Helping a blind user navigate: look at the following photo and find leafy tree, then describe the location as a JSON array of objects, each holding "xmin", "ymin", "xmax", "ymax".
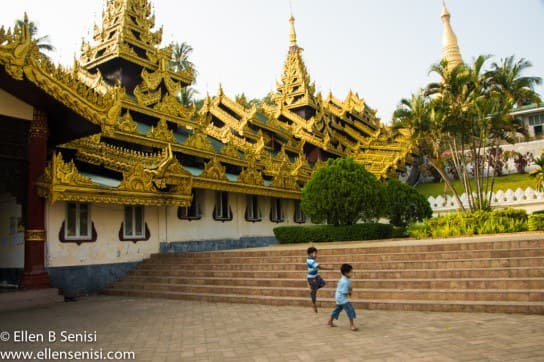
[
  {"xmin": 385, "ymin": 179, "xmax": 432, "ymax": 227},
  {"xmin": 170, "ymin": 41, "xmax": 195, "ymax": 74},
  {"xmin": 16, "ymin": 18, "xmax": 54, "ymax": 52},
  {"xmin": 178, "ymin": 87, "xmax": 199, "ymax": 107},
  {"xmin": 301, "ymin": 158, "xmax": 384, "ymax": 225},
  {"xmin": 530, "ymin": 154, "xmax": 544, "ymax": 191},
  {"xmin": 169, "ymin": 41, "xmax": 199, "ymax": 106},
  {"xmin": 394, "ymin": 55, "xmax": 541, "ymax": 211}
]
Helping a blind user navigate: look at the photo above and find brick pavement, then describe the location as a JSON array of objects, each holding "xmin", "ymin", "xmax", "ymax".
[{"xmin": 0, "ymin": 295, "xmax": 543, "ymax": 361}]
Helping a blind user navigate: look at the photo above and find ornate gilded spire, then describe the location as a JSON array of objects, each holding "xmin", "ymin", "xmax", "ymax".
[
  {"xmin": 79, "ymin": 0, "xmax": 193, "ymax": 88},
  {"xmin": 289, "ymin": 14, "xmax": 297, "ymax": 48},
  {"xmin": 272, "ymin": 14, "xmax": 316, "ymax": 110},
  {"xmin": 441, "ymin": 0, "xmax": 463, "ymax": 70}
]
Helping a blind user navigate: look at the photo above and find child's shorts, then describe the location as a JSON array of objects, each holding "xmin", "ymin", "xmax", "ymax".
[{"xmin": 331, "ymin": 302, "xmax": 356, "ymax": 320}]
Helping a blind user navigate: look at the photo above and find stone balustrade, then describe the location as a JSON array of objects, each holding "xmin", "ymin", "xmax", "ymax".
[{"xmin": 428, "ymin": 187, "xmax": 544, "ymax": 214}]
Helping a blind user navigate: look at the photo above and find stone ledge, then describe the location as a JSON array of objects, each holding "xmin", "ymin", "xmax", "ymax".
[{"xmin": 160, "ymin": 236, "xmax": 278, "ymax": 253}]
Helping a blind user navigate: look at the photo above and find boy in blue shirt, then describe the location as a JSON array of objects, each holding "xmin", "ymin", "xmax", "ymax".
[
  {"xmin": 306, "ymin": 247, "xmax": 332, "ymax": 313},
  {"xmin": 327, "ymin": 263, "xmax": 358, "ymax": 331}
]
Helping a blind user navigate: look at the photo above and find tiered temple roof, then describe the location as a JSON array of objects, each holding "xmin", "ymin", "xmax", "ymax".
[{"xmin": 0, "ymin": 0, "xmax": 412, "ymax": 207}]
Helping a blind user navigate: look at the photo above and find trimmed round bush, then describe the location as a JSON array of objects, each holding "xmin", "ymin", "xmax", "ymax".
[{"xmin": 301, "ymin": 158, "xmax": 385, "ymax": 225}]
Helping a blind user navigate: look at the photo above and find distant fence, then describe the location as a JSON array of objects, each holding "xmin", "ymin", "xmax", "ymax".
[{"xmin": 428, "ymin": 187, "xmax": 544, "ymax": 214}]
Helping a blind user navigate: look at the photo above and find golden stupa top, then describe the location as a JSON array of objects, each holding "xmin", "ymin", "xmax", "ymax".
[
  {"xmin": 441, "ymin": 0, "xmax": 463, "ymax": 70},
  {"xmin": 273, "ymin": 14, "xmax": 317, "ymax": 109},
  {"xmin": 80, "ymin": 0, "xmax": 193, "ymax": 84},
  {"xmin": 289, "ymin": 14, "xmax": 297, "ymax": 47}
]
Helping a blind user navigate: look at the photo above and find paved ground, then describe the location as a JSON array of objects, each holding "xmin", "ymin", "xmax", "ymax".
[{"xmin": 0, "ymin": 295, "xmax": 543, "ymax": 362}]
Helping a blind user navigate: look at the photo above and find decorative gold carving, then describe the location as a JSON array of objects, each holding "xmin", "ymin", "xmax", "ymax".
[
  {"xmin": 220, "ymin": 143, "xmax": 241, "ymax": 159},
  {"xmin": 270, "ymin": 164, "xmax": 299, "ymax": 190},
  {"xmin": 166, "ymin": 157, "xmax": 192, "ymax": 178},
  {"xmin": 0, "ymin": 16, "xmax": 125, "ymax": 133},
  {"xmin": 147, "ymin": 119, "xmax": 176, "ymax": 142},
  {"xmin": 238, "ymin": 153, "xmax": 264, "ymax": 186},
  {"xmin": 141, "ymin": 67, "xmax": 163, "ymax": 91},
  {"xmin": 118, "ymin": 164, "xmax": 155, "ymax": 192},
  {"xmin": 200, "ymin": 156, "xmax": 228, "ymax": 181},
  {"xmin": 25, "ymin": 229, "xmax": 46, "ymax": 242},
  {"xmin": 116, "ymin": 111, "xmax": 138, "ymax": 134},
  {"xmin": 134, "ymin": 84, "xmax": 161, "ymax": 106},
  {"xmin": 183, "ymin": 128, "xmax": 215, "ymax": 153},
  {"xmin": 51, "ymin": 153, "xmax": 95, "ymax": 186},
  {"xmin": 0, "ymin": 14, "xmax": 34, "ymax": 80},
  {"xmin": 272, "ymin": 17, "xmax": 317, "ymax": 110},
  {"xmin": 153, "ymin": 94, "xmax": 194, "ymax": 119}
]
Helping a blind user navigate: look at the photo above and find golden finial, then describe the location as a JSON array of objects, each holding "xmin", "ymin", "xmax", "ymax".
[{"xmin": 289, "ymin": 13, "xmax": 297, "ymax": 47}]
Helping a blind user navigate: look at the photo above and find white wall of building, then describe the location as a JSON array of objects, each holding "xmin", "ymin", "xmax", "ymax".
[
  {"xmin": 45, "ymin": 202, "xmax": 162, "ymax": 267},
  {"xmin": 165, "ymin": 190, "xmax": 301, "ymax": 243},
  {"xmin": 0, "ymin": 89, "xmax": 33, "ymax": 121},
  {"xmin": 44, "ymin": 192, "xmax": 303, "ymax": 266},
  {"xmin": 0, "ymin": 194, "xmax": 24, "ymax": 268}
]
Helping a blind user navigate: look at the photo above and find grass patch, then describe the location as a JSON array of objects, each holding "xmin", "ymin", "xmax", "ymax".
[{"xmin": 415, "ymin": 173, "xmax": 535, "ymax": 198}]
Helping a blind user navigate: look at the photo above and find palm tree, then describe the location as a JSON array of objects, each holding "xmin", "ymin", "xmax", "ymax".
[
  {"xmin": 530, "ymin": 155, "xmax": 544, "ymax": 192},
  {"xmin": 178, "ymin": 87, "xmax": 199, "ymax": 107},
  {"xmin": 15, "ymin": 18, "xmax": 54, "ymax": 52},
  {"xmin": 488, "ymin": 56, "xmax": 542, "ymax": 108},
  {"xmin": 170, "ymin": 42, "xmax": 196, "ymax": 75},
  {"xmin": 393, "ymin": 91, "xmax": 464, "ymax": 209},
  {"xmin": 169, "ymin": 41, "xmax": 199, "ymax": 106},
  {"xmin": 397, "ymin": 55, "xmax": 541, "ymax": 211}
]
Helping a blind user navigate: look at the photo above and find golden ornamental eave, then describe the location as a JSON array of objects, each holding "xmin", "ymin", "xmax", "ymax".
[
  {"xmin": 0, "ymin": 20, "xmax": 124, "ymax": 131},
  {"xmin": 192, "ymin": 177, "xmax": 301, "ymax": 200},
  {"xmin": 121, "ymin": 99, "xmax": 197, "ymax": 128},
  {"xmin": 37, "ymin": 151, "xmax": 193, "ymax": 207}
]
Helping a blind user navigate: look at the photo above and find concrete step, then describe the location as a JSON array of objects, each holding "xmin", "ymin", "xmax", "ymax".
[
  {"xmin": 118, "ymin": 275, "xmax": 544, "ymax": 290},
  {"xmin": 128, "ymin": 267, "xmax": 544, "ymax": 279},
  {"xmin": 139, "ymin": 256, "xmax": 544, "ymax": 271},
  {"xmin": 104, "ymin": 237, "xmax": 544, "ymax": 314},
  {"xmin": 108, "ymin": 282, "xmax": 544, "ymax": 302},
  {"xmin": 102, "ymin": 288, "xmax": 544, "ymax": 314},
  {"xmin": 146, "ymin": 248, "xmax": 544, "ymax": 264},
  {"xmin": 152, "ymin": 239, "xmax": 544, "ymax": 258}
]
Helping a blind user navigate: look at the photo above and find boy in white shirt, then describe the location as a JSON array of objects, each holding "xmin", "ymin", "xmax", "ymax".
[{"xmin": 327, "ymin": 263, "xmax": 358, "ymax": 331}]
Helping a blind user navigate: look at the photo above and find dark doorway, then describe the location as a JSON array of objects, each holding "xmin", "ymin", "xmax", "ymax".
[{"xmin": 0, "ymin": 115, "xmax": 29, "ymax": 287}]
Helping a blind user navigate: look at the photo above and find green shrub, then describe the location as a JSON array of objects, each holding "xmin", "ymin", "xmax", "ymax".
[
  {"xmin": 407, "ymin": 208, "xmax": 528, "ymax": 238},
  {"xmin": 391, "ymin": 226, "xmax": 408, "ymax": 238},
  {"xmin": 273, "ymin": 223, "xmax": 393, "ymax": 244},
  {"xmin": 528, "ymin": 214, "xmax": 544, "ymax": 231},
  {"xmin": 407, "ymin": 223, "xmax": 431, "ymax": 239},
  {"xmin": 301, "ymin": 158, "xmax": 385, "ymax": 225},
  {"xmin": 385, "ymin": 179, "xmax": 433, "ymax": 227}
]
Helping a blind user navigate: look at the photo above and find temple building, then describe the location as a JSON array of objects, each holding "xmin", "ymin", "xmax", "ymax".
[{"xmin": 0, "ymin": 0, "xmax": 411, "ymax": 294}]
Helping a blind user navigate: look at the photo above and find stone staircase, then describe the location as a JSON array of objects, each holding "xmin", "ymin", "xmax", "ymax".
[{"xmin": 103, "ymin": 237, "xmax": 544, "ymax": 314}]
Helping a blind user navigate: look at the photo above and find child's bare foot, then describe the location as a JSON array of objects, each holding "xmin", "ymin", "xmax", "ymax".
[
  {"xmin": 350, "ymin": 326, "xmax": 359, "ymax": 331},
  {"xmin": 327, "ymin": 321, "xmax": 337, "ymax": 327},
  {"xmin": 312, "ymin": 303, "xmax": 318, "ymax": 313}
]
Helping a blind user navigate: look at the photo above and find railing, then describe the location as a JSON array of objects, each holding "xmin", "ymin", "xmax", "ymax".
[{"xmin": 428, "ymin": 187, "xmax": 544, "ymax": 213}]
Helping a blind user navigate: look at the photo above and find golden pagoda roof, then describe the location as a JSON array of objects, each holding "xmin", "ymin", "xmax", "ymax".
[
  {"xmin": 0, "ymin": 3, "xmax": 414, "ymax": 207},
  {"xmin": 80, "ymin": 0, "xmax": 194, "ymax": 85},
  {"xmin": 0, "ymin": 15, "xmax": 123, "ymax": 130},
  {"xmin": 272, "ymin": 15, "xmax": 317, "ymax": 110}
]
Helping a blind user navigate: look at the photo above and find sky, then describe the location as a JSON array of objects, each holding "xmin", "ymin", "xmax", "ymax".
[{"xmin": 1, "ymin": 0, "xmax": 543, "ymax": 124}]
